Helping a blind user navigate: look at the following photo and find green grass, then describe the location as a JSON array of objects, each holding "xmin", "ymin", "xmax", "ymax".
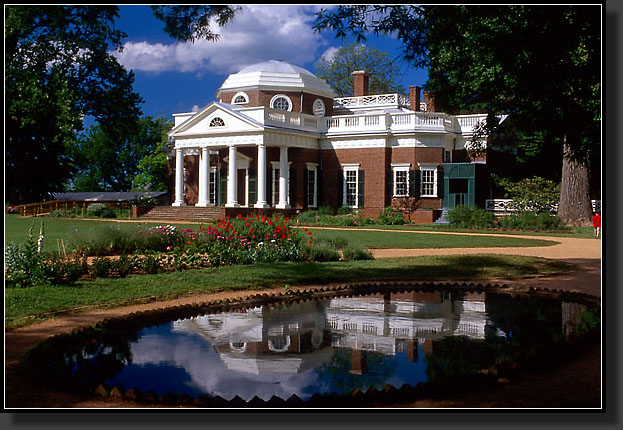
[
  {"xmin": 305, "ymin": 227, "xmax": 558, "ymax": 249},
  {"xmin": 357, "ymin": 223, "xmax": 595, "ymax": 239},
  {"xmin": 5, "ymin": 254, "xmax": 575, "ymax": 329},
  {"xmin": 4, "ymin": 215, "xmax": 202, "ymax": 254},
  {"xmin": 5, "ymin": 215, "xmax": 560, "ymax": 253}
]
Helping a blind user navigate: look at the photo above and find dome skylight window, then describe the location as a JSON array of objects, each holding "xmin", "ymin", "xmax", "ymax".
[{"xmin": 270, "ymin": 95, "xmax": 292, "ymax": 112}]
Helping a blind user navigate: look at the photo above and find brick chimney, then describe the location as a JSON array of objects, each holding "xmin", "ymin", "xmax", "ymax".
[
  {"xmin": 352, "ymin": 70, "xmax": 369, "ymax": 97},
  {"xmin": 423, "ymin": 91, "xmax": 441, "ymax": 112},
  {"xmin": 409, "ymin": 86, "xmax": 422, "ymax": 111}
]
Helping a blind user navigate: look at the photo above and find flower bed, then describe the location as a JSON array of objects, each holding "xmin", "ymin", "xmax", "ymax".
[{"xmin": 5, "ymin": 213, "xmax": 328, "ymax": 287}]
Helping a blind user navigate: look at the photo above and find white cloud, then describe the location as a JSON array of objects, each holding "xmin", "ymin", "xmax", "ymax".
[{"xmin": 114, "ymin": 5, "xmax": 327, "ymax": 76}]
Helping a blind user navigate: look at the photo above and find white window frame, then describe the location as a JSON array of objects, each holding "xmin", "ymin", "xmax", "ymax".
[
  {"xmin": 270, "ymin": 94, "xmax": 293, "ymax": 112},
  {"xmin": 342, "ymin": 163, "xmax": 360, "ymax": 208},
  {"xmin": 418, "ymin": 163, "xmax": 438, "ymax": 197},
  {"xmin": 391, "ymin": 163, "xmax": 411, "ymax": 197},
  {"xmin": 232, "ymin": 91, "xmax": 249, "ymax": 105},
  {"xmin": 209, "ymin": 166, "xmax": 217, "ymax": 205},
  {"xmin": 306, "ymin": 162, "xmax": 318, "ymax": 208}
]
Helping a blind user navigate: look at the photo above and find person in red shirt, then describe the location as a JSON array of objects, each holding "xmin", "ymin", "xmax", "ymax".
[{"xmin": 591, "ymin": 212, "xmax": 601, "ymax": 238}]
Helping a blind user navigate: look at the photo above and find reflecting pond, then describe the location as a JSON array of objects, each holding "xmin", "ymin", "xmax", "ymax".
[{"xmin": 37, "ymin": 289, "xmax": 600, "ymax": 403}]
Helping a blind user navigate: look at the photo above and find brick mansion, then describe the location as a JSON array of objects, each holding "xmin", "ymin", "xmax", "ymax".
[{"xmin": 166, "ymin": 60, "xmax": 503, "ymax": 221}]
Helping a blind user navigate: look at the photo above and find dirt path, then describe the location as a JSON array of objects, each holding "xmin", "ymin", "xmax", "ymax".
[{"xmin": 4, "ymin": 229, "xmax": 602, "ymax": 409}]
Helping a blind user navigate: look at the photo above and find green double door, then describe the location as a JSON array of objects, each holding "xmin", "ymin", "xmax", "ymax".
[{"xmin": 442, "ymin": 164, "xmax": 475, "ymax": 210}]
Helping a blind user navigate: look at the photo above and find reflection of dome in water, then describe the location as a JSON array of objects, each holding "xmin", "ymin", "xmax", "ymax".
[{"xmin": 217, "ymin": 59, "xmax": 336, "ymax": 99}]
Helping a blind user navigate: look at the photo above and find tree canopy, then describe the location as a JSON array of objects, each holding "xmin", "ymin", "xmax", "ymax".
[
  {"xmin": 314, "ymin": 5, "xmax": 601, "ymax": 224},
  {"xmin": 5, "ymin": 5, "xmax": 143, "ymax": 204},
  {"xmin": 151, "ymin": 5, "xmax": 239, "ymax": 42},
  {"xmin": 315, "ymin": 42, "xmax": 406, "ymax": 97},
  {"xmin": 69, "ymin": 116, "xmax": 172, "ymax": 192}
]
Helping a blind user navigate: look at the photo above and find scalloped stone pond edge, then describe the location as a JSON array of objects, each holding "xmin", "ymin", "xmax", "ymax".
[{"xmin": 20, "ymin": 281, "xmax": 601, "ymax": 408}]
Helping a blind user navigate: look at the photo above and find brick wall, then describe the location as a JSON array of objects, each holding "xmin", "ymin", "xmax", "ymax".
[{"xmin": 219, "ymin": 90, "xmax": 334, "ymax": 116}]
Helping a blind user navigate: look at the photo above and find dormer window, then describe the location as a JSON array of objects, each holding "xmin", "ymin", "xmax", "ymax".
[
  {"xmin": 270, "ymin": 94, "xmax": 292, "ymax": 111},
  {"xmin": 209, "ymin": 117, "xmax": 225, "ymax": 127},
  {"xmin": 232, "ymin": 92, "xmax": 249, "ymax": 104}
]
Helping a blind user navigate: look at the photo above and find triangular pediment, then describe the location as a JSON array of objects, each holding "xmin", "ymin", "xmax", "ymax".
[{"xmin": 170, "ymin": 102, "xmax": 264, "ymax": 137}]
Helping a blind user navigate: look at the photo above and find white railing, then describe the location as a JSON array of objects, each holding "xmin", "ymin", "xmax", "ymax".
[
  {"xmin": 333, "ymin": 93, "xmax": 410, "ymax": 109},
  {"xmin": 485, "ymin": 199, "xmax": 601, "ymax": 214},
  {"xmin": 264, "ymin": 108, "xmax": 319, "ymax": 132}
]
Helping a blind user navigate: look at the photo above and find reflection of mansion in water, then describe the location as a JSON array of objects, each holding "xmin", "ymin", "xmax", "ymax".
[
  {"xmin": 172, "ymin": 291, "xmax": 501, "ymax": 376},
  {"xmin": 172, "ymin": 291, "xmax": 589, "ymax": 377}
]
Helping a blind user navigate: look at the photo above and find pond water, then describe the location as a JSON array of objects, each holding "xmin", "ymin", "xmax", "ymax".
[{"xmin": 47, "ymin": 289, "xmax": 600, "ymax": 403}]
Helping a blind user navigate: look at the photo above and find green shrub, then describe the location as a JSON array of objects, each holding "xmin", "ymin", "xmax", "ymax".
[
  {"xmin": 113, "ymin": 254, "xmax": 135, "ymax": 278},
  {"xmin": 447, "ymin": 205, "xmax": 495, "ymax": 229},
  {"xmin": 297, "ymin": 210, "xmax": 319, "ymax": 224},
  {"xmin": 90, "ymin": 256, "xmax": 112, "ymax": 278},
  {"xmin": 337, "ymin": 206, "xmax": 355, "ymax": 215},
  {"xmin": 48, "ymin": 209, "xmax": 76, "ymax": 218},
  {"xmin": 5, "ymin": 223, "xmax": 52, "ymax": 287},
  {"xmin": 317, "ymin": 205, "xmax": 334, "ymax": 216},
  {"xmin": 85, "ymin": 203, "xmax": 116, "ymax": 218},
  {"xmin": 499, "ymin": 211, "xmax": 569, "ymax": 231},
  {"xmin": 327, "ymin": 235, "xmax": 349, "ymax": 250},
  {"xmin": 378, "ymin": 207, "xmax": 405, "ymax": 225},
  {"xmin": 309, "ymin": 245, "xmax": 341, "ymax": 262},
  {"xmin": 342, "ymin": 247, "xmax": 374, "ymax": 261},
  {"xmin": 499, "ymin": 176, "xmax": 560, "ymax": 214}
]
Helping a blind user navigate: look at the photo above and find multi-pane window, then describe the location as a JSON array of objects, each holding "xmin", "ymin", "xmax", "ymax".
[
  {"xmin": 344, "ymin": 168, "xmax": 358, "ymax": 208},
  {"xmin": 444, "ymin": 149, "xmax": 452, "ymax": 163},
  {"xmin": 209, "ymin": 117, "xmax": 225, "ymax": 127},
  {"xmin": 271, "ymin": 95, "xmax": 292, "ymax": 111},
  {"xmin": 307, "ymin": 167, "xmax": 317, "ymax": 207},
  {"xmin": 232, "ymin": 92, "xmax": 248, "ymax": 104},
  {"xmin": 393, "ymin": 169, "xmax": 409, "ymax": 197},
  {"xmin": 420, "ymin": 168, "xmax": 437, "ymax": 197},
  {"xmin": 209, "ymin": 168, "xmax": 217, "ymax": 205}
]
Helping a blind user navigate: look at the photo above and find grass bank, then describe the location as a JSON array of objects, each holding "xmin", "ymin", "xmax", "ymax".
[{"xmin": 5, "ymin": 254, "xmax": 575, "ymax": 329}]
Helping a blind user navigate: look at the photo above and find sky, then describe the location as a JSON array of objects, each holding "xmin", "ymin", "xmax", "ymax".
[{"xmin": 112, "ymin": 5, "xmax": 429, "ymax": 120}]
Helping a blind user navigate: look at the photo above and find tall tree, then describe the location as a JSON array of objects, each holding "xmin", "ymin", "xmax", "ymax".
[
  {"xmin": 151, "ymin": 5, "xmax": 239, "ymax": 42},
  {"xmin": 314, "ymin": 5, "xmax": 601, "ymax": 225},
  {"xmin": 315, "ymin": 42, "xmax": 406, "ymax": 97},
  {"xmin": 5, "ymin": 5, "xmax": 142, "ymax": 204},
  {"xmin": 69, "ymin": 116, "xmax": 172, "ymax": 192}
]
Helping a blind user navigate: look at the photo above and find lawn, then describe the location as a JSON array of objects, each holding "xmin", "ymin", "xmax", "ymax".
[
  {"xmin": 4, "ymin": 214, "xmax": 573, "ymax": 329},
  {"xmin": 5, "ymin": 214, "xmax": 558, "ymax": 253},
  {"xmin": 5, "ymin": 254, "xmax": 575, "ymax": 329}
]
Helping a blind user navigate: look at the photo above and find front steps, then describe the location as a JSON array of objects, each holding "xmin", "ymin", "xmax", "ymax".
[
  {"xmin": 139, "ymin": 206, "xmax": 225, "ymax": 221},
  {"xmin": 138, "ymin": 206, "xmax": 300, "ymax": 222}
]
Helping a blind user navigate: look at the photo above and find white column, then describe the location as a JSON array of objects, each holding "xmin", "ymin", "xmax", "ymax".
[
  {"xmin": 254, "ymin": 144, "xmax": 269, "ymax": 208},
  {"xmin": 225, "ymin": 145, "xmax": 239, "ymax": 207},
  {"xmin": 276, "ymin": 146, "xmax": 290, "ymax": 209},
  {"xmin": 196, "ymin": 147, "xmax": 209, "ymax": 207},
  {"xmin": 172, "ymin": 148, "xmax": 185, "ymax": 206}
]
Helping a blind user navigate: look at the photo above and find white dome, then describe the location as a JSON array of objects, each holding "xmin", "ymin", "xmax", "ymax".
[
  {"xmin": 217, "ymin": 59, "xmax": 335, "ymax": 99},
  {"xmin": 237, "ymin": 60, "xmax": 317, "ymax": 77}
]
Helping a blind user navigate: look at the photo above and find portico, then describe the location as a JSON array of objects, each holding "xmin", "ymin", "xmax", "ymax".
[{"xmin": 171, "ymin": 140, "xmax": 292, "ymax": 209}]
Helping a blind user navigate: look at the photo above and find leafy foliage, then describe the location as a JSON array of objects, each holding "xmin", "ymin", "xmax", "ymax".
[
  {"xmin": 151, "ymin": 5, "xmax": 239, "ymax": 42},
  {"xmin": 5, "ymin": 6, "xmax": 143, "ymax": 203},
  {"xmin": 315, "ymin": 42, "xmax": 406, "ymax": 97},
  {"xmin": 69, "ymin": 116, "xmax": 172, "ymax": 192},
  {"xmin": 499, "ymin": 176, "xmax": 561, "ymax": 214}
]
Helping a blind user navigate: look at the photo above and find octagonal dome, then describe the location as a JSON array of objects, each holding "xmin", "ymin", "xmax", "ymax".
[{"xmin": 217, "ymin": 59, "xmax": 335, "ymax": 99}]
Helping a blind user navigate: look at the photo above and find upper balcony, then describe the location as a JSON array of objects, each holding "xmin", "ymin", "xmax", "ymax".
[{"xmin": 332, "ymin": 93, "xmax": 412, "ymax": 112}]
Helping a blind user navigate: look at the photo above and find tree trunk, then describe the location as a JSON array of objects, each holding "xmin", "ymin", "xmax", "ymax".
[{"xmin": 558, "ymin": 140, "xmax": 593, "ymax": 226}]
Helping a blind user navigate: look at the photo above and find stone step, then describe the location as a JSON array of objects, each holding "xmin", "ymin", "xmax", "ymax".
[{"xmin": 139, "ymin": 206, "xmax": 225, "ymax": 221}]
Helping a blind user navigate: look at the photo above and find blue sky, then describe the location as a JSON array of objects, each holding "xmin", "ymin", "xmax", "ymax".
[{"xmin": 112, "ymin": 5, "xmax": 429, "ymax": 121}]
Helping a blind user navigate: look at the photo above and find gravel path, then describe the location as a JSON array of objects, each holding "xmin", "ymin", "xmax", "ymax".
[{"xmin": 4, "ymin": 229, "xmax": 602, "ymax": 409}]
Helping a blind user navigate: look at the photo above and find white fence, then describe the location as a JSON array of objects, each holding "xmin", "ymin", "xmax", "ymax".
[{"xmin": 485, "ymin": 199, "xmax": 601, "ymax": 214}]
